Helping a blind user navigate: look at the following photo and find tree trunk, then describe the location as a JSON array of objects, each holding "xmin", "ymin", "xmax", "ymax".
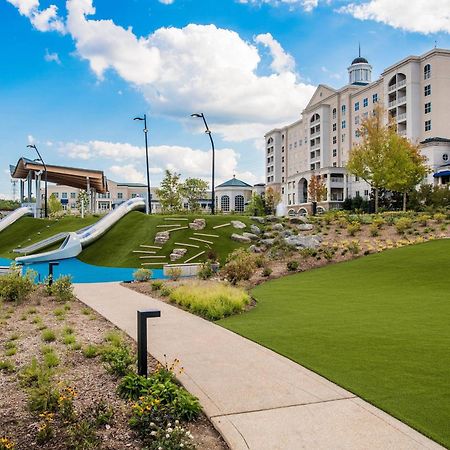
[
  {"xmin": 374, "ymin": 188, "xmax": 379, "ymax": 213},
  {"xmin": 312, "ymin": 201, "xmax": 317, "ymax": 216},
  {"xmin": 403, "ymin": 192, "xmax": 407, "ymax": 212}
]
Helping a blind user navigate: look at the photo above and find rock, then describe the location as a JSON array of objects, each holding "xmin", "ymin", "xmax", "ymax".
[
  {"xmin": 251, "ymin": 216, "xmax": 266, "ymax": 224},
  {"xmin": 284, "ymin": 235, "xmax": 322, "ymax": 249},
  {"xmin": 289, "ymin": 216, "xmax": 308, "ymax": 224},
  {"xmin": 297, "ymin": 223, "xmax": 314, "ymax": 231},
  {"xmin": 266, "ymin": 215, "xmax": 279, "ymax": 222},
  {"xmin": 281, "ymin": 230, "xmax": 294, "ymax": 238},
  {"xmin": 260, "ymin": 238, "xmax": 275, "ymax": 246},
  {"xmin": 231, "ymin": 220, "xmax": 246, "ymax": 229},
  {"xmin": 189, "ymin": 218, "xmax": 206, "ymax": 230},
  {"xmin": 231, "ymin": 233, "xmax": 251, "ymax": 243},
  {"xmin": 249, "ymin": 245, "xmax": 263, "ymax": 253},
  {"xmin": 242, "ymin": 232, "xmax": 259, "ymax": 241},
  {"xmin": 272, "ymin": 223, "xmax": 284, "ymax": 231},
  {"xmin": 155, "ymin": 231, "xmax": 170, "ymax": 245},
  {"xmin": 250, "ymin": 224, "xmax": 261, "ymax": 235},
  {"xmin": 173, "ymin": 248, "xmax": 187, "ymax": 256}
]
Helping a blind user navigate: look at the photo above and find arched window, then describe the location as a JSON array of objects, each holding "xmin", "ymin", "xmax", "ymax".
[
  {"xmin": 267, "ymin": 137, "xmax": 274, "ymax": 145},
  {"xmin": 298, "ymin": 208, "xmax": 308, "ymax": 216},
  {"xmin": 234, "ymin": 195, "xmax": 245, "ymax": 212},
  {"xmin": 424, "ymin": 64, "xmax": 431, "ymax": 80},
  {"xmin": 332, "ymin": 108, "xmax": 337, "ymax": 119},
  {"xmin": 221, "ymin": 195, "xmax": 230, "ymax": 212},
  {"xmin": 341, "ymin": 105, "xmax": 346, "ymax": 115},
  {"xmin": 310, "ymin": 113, "xmax": 320, "ymax": 123}
]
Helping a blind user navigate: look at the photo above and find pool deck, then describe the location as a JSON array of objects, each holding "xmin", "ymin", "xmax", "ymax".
[{"xmin": 74, "ymin": 282, "xmax": 443, "ymax": 450}]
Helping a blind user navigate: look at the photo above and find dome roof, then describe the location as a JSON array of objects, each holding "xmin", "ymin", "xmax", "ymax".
[
  {"xmin": 216, "ymin": 176, "xmax": 252, "ymax": 189},
  {"xmin": 351, "ymin": 56, "xmax": 369, "ymax": 65}
]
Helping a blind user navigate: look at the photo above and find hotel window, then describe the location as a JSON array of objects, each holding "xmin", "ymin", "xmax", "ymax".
[
  {"xmin": 62, "ymin": 192, "xmax": 68, "ymax": 199},
  {"xmin": 294, "ymin": 141, "xmax": 297, "ymax": 148},
  {"xmin": 355, "ymin": 176, "xmax": 359, "ymax": 181},
  {"xmin": 355, "ymin": 116, "xmax": 359, "ymax": 125},
  {"xmin": 282, "ymin": 177, "xmax": 285, "ymax": 182},
  {"xmin": 70, "ymin": 192, "xmax": 76, "ymax": 199},
  {"xmin": 282, "ymin": 146, "xmax": 285, "ymax": 153},
  {"xmin": 355, "ymin": 191, "xmax": 360, "ymax": 197},
  {"xmin": 372, "ymin": 93, "xmax": 378, "ymax": 103},
  {"xmin": 425, "ymin": 102, "xmax": 431, "ymax": 114},
  {"xmin": 235, "ymin": 195, "xmax": 245, "ymax": 213},
  {"xmin": 54, "ymin": 193, "xmax": 59, "ymax": 198},
  {"xmin": 118, "ymin": 193, "xmax": 123, "ymax": 199},
  {"xmin": 424, "ymin": 64, "xmax": 431, "ymax": 80},
  {"xmin": 310, "ymin": 164, "xmax": 315, "ymax": 171},
  {"xmin": 332, "ymin": 149, "xmax": 337, "ymax": 157},
  {"xmin": 342, "ymin": 120, "xmax": 346, "ymax": 129},
  {"xmin": 424, "ymin": 84, "xmax": 431, "ymax": 96},
  {"xmin": 332, "ymin": 108, "xmax": 337, "ymax": 119},
  {"xmin": 281, "ymin": 187, "xmax": 285, "ymax": 194},
  {"xmin": 341, "ymin": 134, "xmax": 345, "ymax": 143},
  {"xmin": 363, "ymin": 98, "xmax": 368, "ymax": 107},
  {"xmin": 221, "ymin": 195, "xmax": 230, "ymax": 212},
  {"xmin": 425, "ymin": 120, "xmax": 432, "ymax": 131},
  {"xmin": 281, "ymin": 156, "xmax": 285, "ymax": 163},
  {"xmin": 364, "ymin": 190, "xmax": 369, "ymax": 197},
  {"xmin": 289, "ymin": 144, "xmax": 292, "ymax": 150},
  {"xmin": 333, "ymin": 123, "xmax": 336, "ymax": 132},
  {"xmin": 341, "ymin": 105, "xmax": 346, "ymax": 115},
  {"xmin": 333, "ymin": 162, "xmax": 337, "ymax": 167},
  {"xmin": 355, "ymin": 130, "xmax": 360, "ymax": 138},
  {"xmin": 354, "ymin": 102, "xmax": 360, "ymax": 112},
  {"xmin": 333, "ymin": 136, "xmax": 337, "ymax": 144}
]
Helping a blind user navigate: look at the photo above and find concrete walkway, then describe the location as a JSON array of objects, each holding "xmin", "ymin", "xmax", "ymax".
[{"xmin": 74, "ymin": 283, "xmax": 442, "ymax": 450}]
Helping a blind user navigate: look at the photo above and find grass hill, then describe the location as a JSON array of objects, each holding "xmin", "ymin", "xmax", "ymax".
[{"xmin": 79, "ymin": 212, "xmax": 252, "ymax": 268}]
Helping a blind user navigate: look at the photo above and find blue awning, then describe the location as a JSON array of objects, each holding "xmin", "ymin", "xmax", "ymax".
[{"xmin": 433, "ymin": 171, "xmax": 450, "ymax": 178}]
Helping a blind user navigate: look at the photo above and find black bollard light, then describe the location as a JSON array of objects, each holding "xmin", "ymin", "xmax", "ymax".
[
  {"xmin": 48, "ymin": 261, "xmax": 60, "ymax": 286},
  {"xmin": 137, "ymin": 309, "xmax": 161, "ymax": 377}
]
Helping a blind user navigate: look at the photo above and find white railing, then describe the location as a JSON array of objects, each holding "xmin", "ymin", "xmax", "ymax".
[
  {"xmin": 388, "ymin": 84, "xmax": 396, "ymax": 92},
  {"xmin": 398, "ymin": 129, "xmax": 407, "ymax": 136},
  {"xmin": 388, "ymin": 99, "xmax": 397, "ymax": 108},
  {"xmin": 310, "ymin": 119, "xmax": 320, "ymax": 127},
  {"xmin": 310, "ymin": 131, "xmax": 320, "ymax": 138},
  {"xmin": 397, "ymin": 113, "xmax": 407, "ymax": 121},
  {"xmin": 397, "ymin": 96, "xmax": 407, "ymax": 104},
  {"xmin": 330, "ymin": 177, "xmax": 344, "ymax": 184},
  {"xmin": 310, "ymin": 144, "xmax": 321, "ymax": 151},
  {"xmin": 397, "ymin": 79, "xmax": 406, "ymax": 88}
]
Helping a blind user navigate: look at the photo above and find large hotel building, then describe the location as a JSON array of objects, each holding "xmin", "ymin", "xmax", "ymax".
[{"xmin": 265, "ymin": 48, "xmax": 450, "ymax": 215}]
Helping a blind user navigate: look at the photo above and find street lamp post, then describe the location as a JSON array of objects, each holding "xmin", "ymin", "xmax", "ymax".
[
  {"xmin": 191, "ymin": 113, "xmax": 215, "ymax": 215},
  {"xmin": 27, "ymin": 144, "xmax": 48, "ymax": 218},
  {"xmin": 133, "ymin": 114, "xmax": 152, "ymax": 214}
]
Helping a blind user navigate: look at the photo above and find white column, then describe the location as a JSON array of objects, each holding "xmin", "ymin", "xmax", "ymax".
[
  {"xmin": 326, "ymin": 174, "xmax": 331, "ymax": 202},
  {"xmin": 35, "ymin": 173, "xmax": 41, "ymax": 217}
]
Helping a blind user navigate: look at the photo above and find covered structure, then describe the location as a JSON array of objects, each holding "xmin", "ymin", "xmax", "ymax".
[
  {"xmin": 10, "ymin": 157, "xmax": 108, "ymax": 216},
  {"xmin": 215, "ymin": 176, "xmax": 253, "ymax": 213}
]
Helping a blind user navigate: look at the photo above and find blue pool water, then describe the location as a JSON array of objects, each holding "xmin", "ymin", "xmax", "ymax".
[{"xmin": 0, "ymin": 257, "xmax": 165, "ymax": 284}]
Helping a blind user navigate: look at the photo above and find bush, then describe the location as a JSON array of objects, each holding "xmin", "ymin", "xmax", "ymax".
[
  {"xmin": 372, "ymin": 216, "xmax": 386, "ymax": 229},
  {"xmin": 347, "ymin": 221, "xmax": 361, "ymax": 236},
  {"xmin": 168, "ymin": 281, "xmax": 250, "ymax": 320},
  {"xmin": 82, "ymin": 344, "xmax": 100, "ymax": 359},
  {"xmin": 262, "ymin": 267, "xmax": 272, "ymax": 277},
  {"xmin": 197, "ymin": 261, "xmax": 214, "ymax": 280},
  {"xmin": 0, "ymin": 267, "xmax": 35, "ymax": 302},
  {"xmin": 222, "ymin": 248, "xmax": 256, "ymax": 285},
  {"xmin": 142, "ymin": 423, "xmax": 195, "ymax": 450},
  {"xmin": 0, "ymin": 360, "xmax": 15, "ymax": 373},
  {"xmin": 67, "ymin": 418, "xmax": 100, "ymax": 450},
  {"xmin": 369, "ymin": 224, "xmax": 379, "ymax": 237},
  {"xmin": 47, "ymin": 276, "xmax": 74, "ymax": 301},
  {"xmin": 433, "ymin": 212, "xmax": 446, "ymax": 223},
  {"xmin": 101, "ymin": 343, "xmax": 134, "ymax": 376},
  {"xmin": 151, "ymin": 280, "xmax": 164, "ymax": 291},
  {"xmin": 287, "ymin": 261, "xmax": 299, "ymax": 271},
  {"xmin": 254, "ymin": 255, "xmax": 266, "ymax": 268},
  {"xmin": 346, "ymin": 241, "xmax": 360, "ymax": 255},
  {"xmin": 133, "ymin": 268, "xmax": 152, "ymax": 282},
  {"xmin": 395, "ymin": 217, "xmax": 413, "ymax": 234},
  {"xmin": 417, "ymin": 214, "xmax": 431, "ymax": 226},
  {"xmin": 160, "ymin": 285, "xmax": 173, "ymax": 297},
  {"xmin": 41, "ymin": 329, "xmax": 56, "ymax": 342},
  {"xmin": 166, "ymin": 267, "xmax": 182, "ymax": 281}
]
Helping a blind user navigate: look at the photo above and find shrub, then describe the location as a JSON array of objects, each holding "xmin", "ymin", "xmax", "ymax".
[
  {"xmin": 372, "ymin": 216, "xmax": 386, "ymax": 229},
  {"xmin": 0, "ymin": 437, "xmax": 16, "ymax": 450},
  {"xmin": 197, "ymin": 261, "xmax": 214, "ymax": 280},
  {"xmin": 0, "ymin": 360, "xmax": 15, "ymax": 373},
  {"xmin": 143, "ymin": 422, "xmax": 195, "ymax": 450},
  {"xmin": 346, "ymin": 241, "xmax": 360, "ymax": 255},
  {"xmin": 369, "ymin": 224, "xmax": 379, "ymax": 237},
  {"xmin": 133, "ymin": 268, "xmax": 152, "ymax": 282},
  {"xmin": 104, "ymin": 330, "xmax": 123, "ymax": 347},
  {"xmin": 67, "ymin": 418, "xmax": 100, "ymax": 450},
  {"xmin": 417, "ymin": 214, "xmax": 431, "ymax": 226},
  {"xmin": 28, "ymin": 379, "xmax": 59, "ymax": 413},
  {"xmin": 58, "ymin": 385, "xmax": 77, "ymax": 422},
  {"xmin": 151, "ymin": 280, "xmax": 164, "ymax": 291},
  {"xmin": 91, "ymin": 400, "xmax": 114, "ymax": 427},
  {"xmin": 395, "ymin": 217, "xmax": 413, "ymax": 234},
  {"xmin": 82, "ymin": 344, "xmax": 100, "ymax": 359},
  {"xmin": 43, "ymin": 349, "xmax": 59, "ymax": 368},
  {"xmin": 222, "ymin": 248, "xmax": 256, "ymax": 285},
  {"xmin": 41, "ymin": 329, "xmax": 56, "ymax": 342},
  {"xmin": 166, "ymin": 267, "xmax": 182, "ymax": 281},
  {"xmin": 254, "ymin": 255, "xmax": 266, "ymax": 268},
  {"xmin": 262, "ymin": 267, "xmax": 272, "ymax": 277},
  {"xmin": 63, "ymin": 334, "xmax": 76, "ymax": 346},
  {"xmin": 160, "ymin": 285, "xmax": 173, "ymax": 297},
  {"xmin": 347, "ymin": 221, "xmax": 361, "ymax": 236},
  {"xmin": 169, "ymin": 281, "xmax": 250, "ymax": 320},
  {"xmin": 0, "ymin": 267, "xmax": 35, "ymax": 302},
  {"xmin": 101, "ymin": 343, "xmax": 134, "ymax": 376},
  {"xmin": 287, "ymin": 261, "xmax": 299, "ymax": 271},
  {"xmin": 48, "ymin": 276, "xmax": 74, "ymax": 301},
  {"xmin": 36, "ymin": 411, "xmax": 54, "ymax": 444},
  {"xmin": 433, "ymin": 212, "xmax": 446, "ymax": 223}
]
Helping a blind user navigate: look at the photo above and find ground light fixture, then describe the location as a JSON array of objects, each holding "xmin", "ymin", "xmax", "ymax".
[
  {"xmin": 133, "ymin": 114, "xmax": 152, "ymax": 214},
  {"xmin": 191, "ymin": 113, "xmax": 216, "ymax": 215},
  {"xmin": 27, "ymin": 144, "xmax": 48, "ymax": 218}
]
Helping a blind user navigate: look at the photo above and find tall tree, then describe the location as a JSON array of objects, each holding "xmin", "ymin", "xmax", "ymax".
[
  {"xmin": 156, "ymin": 170, "xmax": 183, "ymax": 213},
  {"xmin": 247, "ymin": 192, "xmax": 265, "ymax": 216},
  {"xmin": 308, "ymin": 174, "xmax": 327, "ymax": 215},
  {"xmin": 385, "ymin": 134, "xmax": 430, "ymax": 211},
  {"xmin": 346, "ymin": 105, "xmax": 391, "ymax": 213},
  {"xmin": 181, "ymin": 178, "xmax": 209, "ymax": 212},
  {"xmin": 265, "ymin": 187, "xmax": 281, "ymax": 215}
]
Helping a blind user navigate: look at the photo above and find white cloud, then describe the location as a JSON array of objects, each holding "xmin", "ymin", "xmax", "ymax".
[
  {"xmin": 158, "ymin": 0, "xmax": 175, "ymax": 4},
  {"xmin": 254, "ymin": 33, "xmax": 295, "ymax": 73},
  {"xmin": 27, "ymin": 135, "xmax": 35, "ymax": 144},
  {"xmin": 237, "ymin": 0, "xmax": 319, "ymax": 12},
  {"xmin": 58, "ymin": 140, "xmax": 257, "ymax": 185},
  {"xmin": 6, "ymin": 0, "xmax": 65, "ymax": 33},
  {"xmin": 341, "ymin": 0, "xmax": 450, "ymax": 34},
  {"xmin": 44, "ymin": 49, "xmax": 61, "ymax": 64}
]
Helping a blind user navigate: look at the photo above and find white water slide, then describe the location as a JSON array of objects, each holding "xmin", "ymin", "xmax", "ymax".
[
  {"xmin": 15, "ymin": 197, "xmax": 146, "ymax": 264},
  {"xmin": 0, "ymin": 207, "xmax": 33, "ymax": 233}
]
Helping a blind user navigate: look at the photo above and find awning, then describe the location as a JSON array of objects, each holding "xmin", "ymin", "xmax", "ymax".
[
  {"xmin": 433, "ymin": 171, "xmax": 450, "ymax": 178},
  {"xmin": 10, "ymin": 158, "xmax": 108, "ymax": 193}
]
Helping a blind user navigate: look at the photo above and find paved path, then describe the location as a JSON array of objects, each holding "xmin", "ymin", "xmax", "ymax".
[{"xmin": 74, "ymin": 283, "xmax": 442, "ymax": 450}]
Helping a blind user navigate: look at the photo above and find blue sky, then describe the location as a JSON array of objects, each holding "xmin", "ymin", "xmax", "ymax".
[{"xmin": 2, "ymin": 0, "xmax": 450, "ymax": 198}]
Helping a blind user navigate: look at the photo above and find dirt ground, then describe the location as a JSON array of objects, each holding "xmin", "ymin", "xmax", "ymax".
[{"xmin": 0, "ymin": 288, "xmax": 228, "ymax": 450}]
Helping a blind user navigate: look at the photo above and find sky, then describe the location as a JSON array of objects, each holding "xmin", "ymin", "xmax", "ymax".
[{"xmin": 1, "ymin": 0, "xmax": 450, "ymax": 199}]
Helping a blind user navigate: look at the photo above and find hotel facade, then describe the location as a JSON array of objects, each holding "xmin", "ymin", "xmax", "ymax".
[{"xmin": 265, "ymin": 48, "xmax": 450, "ymax": 215}]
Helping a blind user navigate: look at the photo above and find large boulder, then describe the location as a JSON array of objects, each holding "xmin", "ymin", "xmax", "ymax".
[
  {"xmin": 251, "ymin": 216, "xmax": 266, "ymax": 224},
  {"xmin": 231, "ymin": 233, "xmax": 251, "ymax": 243},
  {"xmin": 250, "ymin": 224, "xmax": 261, "ymax": 235},
  {"xmin": 284, "ymin": 235, "xmax": 322, "ymax": 249},
  {"xmin": 272, "ymin": 223, "xmax": 284, "ymax": 231},
  {"xmin": 297, "ymin": 224, "xmax": 314, "ymax": 231},
  {"xmin": 155, "ymin": 231, "xmax": 170, "ymax": 245},
  {"xmin": 249, "ymin": 245, "xmax": 263, "ymax": 253},
  {"xmin": 189, "ymin": 218, "xmax": 206, "ymax": 230},
  {"xmin": 242, "ymin": 232, "xmax": 259, "ymax": 241},
  {"xmin": 289, "ymin": 216, "xmax": 308, "ymax": 224},
  {"xmin": 231, "ymin": 220, "xmax": 246, "ymax": 229},
  {"xmin": 266, "ymin": 215, "xmax": 278, "ymax": 222},
  {"xmin": 260, "ymin": 238, "xmax": 275, "ymax": 246}
]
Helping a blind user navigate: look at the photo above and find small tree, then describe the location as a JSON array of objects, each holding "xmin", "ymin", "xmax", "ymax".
[
  {"xmin": 265, "ymin": 187, "xmax": 281, "ymax": 215},
  {"xmin": 247, "ymin": 193, "xmax": 265, "ymax": 216},
  {"xmin": 308, "ymin": 174, "xmax": 327, "ymax": 215},
  {"xmin": 181, "ymin": 178, "xmax": 209, "ymax": 212},
  {"xmin": 156, "ymin": 170, "xmax": 183, "ymax": 213},
  {"xmin": 76, "ymin": 190, "xmax": 90, "ymax": 217},
  {"xmin": 48, "ymin": 193, "xmax": 63, "ymax": 215}
]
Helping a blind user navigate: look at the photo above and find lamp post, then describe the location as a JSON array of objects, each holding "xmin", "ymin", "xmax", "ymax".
[
  {"xmin": 191, "ymin": 113, "xmax": 215, "ymax": 215},
  {"xmin": 133, "ymin": 114, "xmax": 152, "ymax": 214},
  {"xmin": 27, "ymin": 144, "xmax": 48, "ymax": 218}
]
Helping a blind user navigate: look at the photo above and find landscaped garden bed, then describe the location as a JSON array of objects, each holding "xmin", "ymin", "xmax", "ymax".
[{"xmin": 0, "ymin": 273, "xmax": 227, "ymax": 450}]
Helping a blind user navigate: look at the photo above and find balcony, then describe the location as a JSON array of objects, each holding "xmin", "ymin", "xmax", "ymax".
[
  {"xmin": 397, "ymin": 95, "xmax": 407, "ymax": 105},
  {"xmin": 310, "ymin": 118, "xmax": 320, "ymax": 127},
  {"xmin": 397, "ymin": 113, "xmax": 407, "ymax": 122},
  {"xmin": 388, "ymin": 79, "xmax": 406, "ymax": 93},
  {"xmin": 310, "ymin": 130, "xmax": 320, "ymax": 139},
  {"xmin": 388, "ymin": 99, "xmax": 397, "ymax": 108},
  {"xmin": 330, "ymin": 177, "xmax": 344, "ymax": 185},
  {"xmin": 398, "ymin": 129, "xmax": 407, "ymax": 136},
  {"xmin": 310, "ymin": 143, "xmax": 321, "ymax": 151}
]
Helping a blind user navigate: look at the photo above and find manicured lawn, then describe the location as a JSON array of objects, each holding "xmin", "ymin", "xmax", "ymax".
[
  {"xmin": 220, "ymin": 240, "xmax": 450, "ymax": 448},
  {"xmin": 0, "ymin": 216, "xmax": 98, "ymax": 259},
  {"xmin": 79, "ymin": 212, "xmax": 251, "ymax": 267}
]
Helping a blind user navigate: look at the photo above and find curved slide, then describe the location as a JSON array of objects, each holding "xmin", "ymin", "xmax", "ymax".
[
  {"xmin": 16, "ymin": 198, "xmax": 146, "ymax": 264},
  {"xmin": 0, "ymin": 207, "xmax": 33, "ymax": 233}
]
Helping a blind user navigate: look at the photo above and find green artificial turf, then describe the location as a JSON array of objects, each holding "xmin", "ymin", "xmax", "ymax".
[
  {"xmin": 220, "ymin": 240, "xmax": 450, "ymax": 448},
  {"xmin": 79, "ymin": 212, "xmax": 251, "ymax": 268},
  {"xmin": 0, "ymin": 216, "xmax": 98, "ymax": 259}
]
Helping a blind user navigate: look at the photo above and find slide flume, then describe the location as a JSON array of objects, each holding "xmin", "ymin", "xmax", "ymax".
[{"xmin": 0, "ymin": 207, "xmax": 33, "ymax": 233}]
